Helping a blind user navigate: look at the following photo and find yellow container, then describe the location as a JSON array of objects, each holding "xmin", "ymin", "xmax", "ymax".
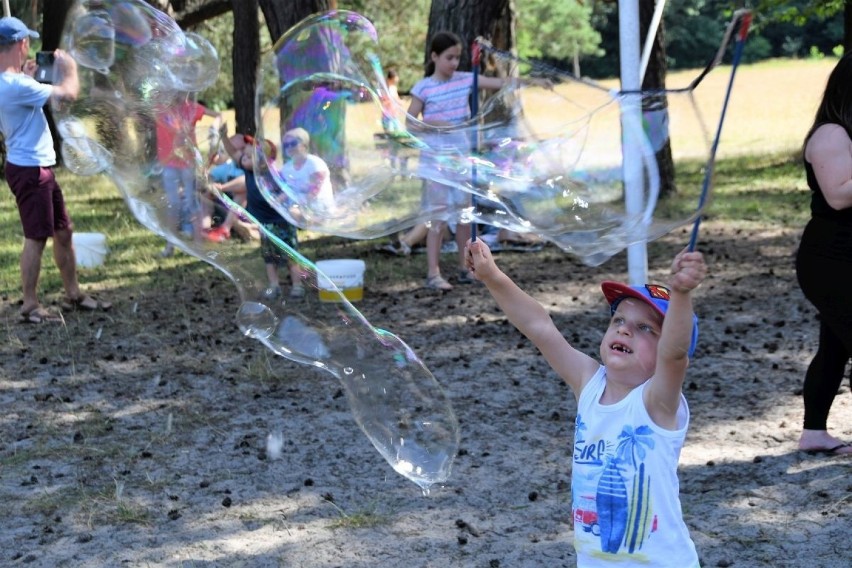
[{"xmin": 316, "ymin": 259, "xmax": 366, "ymax": 302}]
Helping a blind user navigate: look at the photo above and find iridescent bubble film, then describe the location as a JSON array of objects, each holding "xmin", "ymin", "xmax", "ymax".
[
  {"xmin": 54, "ymin": 0, "xmax": 459, "ymax": 494},
  {"xmin": 255, "ymin": 11, "xmax": 744, "ymax": 266}
]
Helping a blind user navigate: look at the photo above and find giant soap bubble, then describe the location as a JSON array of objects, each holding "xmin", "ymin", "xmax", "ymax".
[
  {"xmin": 254, "ymin": 10, "xmax": 750, "ymax": 266},
  {"xmin": 52, "ymin": 0, "xmax": 459, "ymax": 495}
]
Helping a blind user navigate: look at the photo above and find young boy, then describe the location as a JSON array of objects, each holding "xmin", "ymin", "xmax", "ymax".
[
  {"xmin": 466, "ymin": 240, "xmax": 706, "ymax": 567},
  {"xmin": 220, "ymin": 128, "xmax": 305, "ymax": 300}
]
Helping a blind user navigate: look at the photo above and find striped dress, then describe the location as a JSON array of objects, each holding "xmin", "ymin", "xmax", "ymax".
[{"xmin": 410, "ymin": 72, "xmax": 474, "ymax": 212}]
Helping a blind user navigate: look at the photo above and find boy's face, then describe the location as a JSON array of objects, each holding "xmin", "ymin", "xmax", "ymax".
[
  {"xmin": 282, "ymin": 136, "xmax": 305, "ymax": 159},
  {"xmin": 599, "ymin": 298, "xmax": 663, "ymax": 380},
  {"xmin": 239, "ymin": 150, "xmax": 253, "ymax": 170}
]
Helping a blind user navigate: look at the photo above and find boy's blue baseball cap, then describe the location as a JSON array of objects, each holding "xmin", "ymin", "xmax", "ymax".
[
  {"xmin": 0, "ymin": 17, "xmax": 39, "ymax": 45},
  {"xmin": 601, "ymin": 281, "xmax": 699, "ymax": 358}
]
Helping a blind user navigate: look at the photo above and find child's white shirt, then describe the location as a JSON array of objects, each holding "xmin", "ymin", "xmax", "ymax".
[{"xmin": 571, "ymin": 365, "xmax": 699, "ymax": 567}]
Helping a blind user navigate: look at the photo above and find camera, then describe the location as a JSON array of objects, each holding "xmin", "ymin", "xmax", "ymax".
[{"xmin": 35, "ymin": 51, "xmax": 55, "ymax": 84}]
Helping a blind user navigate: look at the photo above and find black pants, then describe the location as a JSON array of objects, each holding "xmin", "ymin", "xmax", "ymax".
[{"xmin": 795, "ymin": 219, "xmax": 852, "ymax": 430}]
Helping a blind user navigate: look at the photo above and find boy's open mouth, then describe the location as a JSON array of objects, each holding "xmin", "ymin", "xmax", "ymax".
[{"xmin": 611, "ymin": 342, "xmax": 632, "ymax": 353}]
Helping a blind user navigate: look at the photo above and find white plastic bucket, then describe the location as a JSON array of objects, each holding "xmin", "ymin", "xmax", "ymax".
[
  {"xmin": 73, "ymin": 232, "xmax": 108, "ymax": 268},
  {"xmin": 315, "ymin": 259, "xmax": 366, "ymax": 302}
]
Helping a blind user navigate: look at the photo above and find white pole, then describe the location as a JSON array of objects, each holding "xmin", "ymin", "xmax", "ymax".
[
  {"xmin": 619, "ymin": 0, "xmax": 648, "ymax": 285},
  {"xmin": 3, "ymin": 0, "xmax": 10, "ymax": 18}
]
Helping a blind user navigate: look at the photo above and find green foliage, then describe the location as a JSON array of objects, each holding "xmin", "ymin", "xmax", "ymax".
[
  {"xmin": 832, "ymin": 45, "xmax": 845, "ymax": 57},
  {"xmin": 516, "ymin": 0, "xmax": 603, "ymax": 65},
  {"xmin": 808, "ymin": 45, "xmax": 826, "ymax": 60},
  {"xmin": 750, "ymin": 0, "xmax": 845, "ymax": 26},
  {"xmin": 781, "ymin": 35, "xmax": 804, "ymax": 58},
  {"xmin": 582, "ymin": 0, "xmax": 845, "ymax": 79},
  {"xmin": 339, "ymin": 0, "xmax": 430, "ymax": 91},
  {"xmin": 745, "ymin": 0, "xmax": 844, "ymax": 58},
  {"xmin": 741, "ymin": 35, "xmax": 772, "ymax": 63}
]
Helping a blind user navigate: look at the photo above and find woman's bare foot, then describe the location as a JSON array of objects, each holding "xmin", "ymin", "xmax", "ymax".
[{"xmin": 798, "ymin": 429, "xmax": 852, "ymax": 455}]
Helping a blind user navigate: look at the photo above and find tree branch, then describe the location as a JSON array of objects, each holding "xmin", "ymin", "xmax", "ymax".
[{"xmin": 175, "ymin": 1, "xmax": 233, "ymax": 29}]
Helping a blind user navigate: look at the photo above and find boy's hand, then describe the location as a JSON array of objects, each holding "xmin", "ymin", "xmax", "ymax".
[
  {"xmin": 465, "ymin": 239, "xmax": 499, "ymax": 284},
  {"xmin": 670, "ymin": 249, "xmax": 707, "ymax": 293}
]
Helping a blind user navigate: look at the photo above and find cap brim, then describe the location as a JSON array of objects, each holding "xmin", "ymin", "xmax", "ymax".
[{"xmin": 600, "ymin": 281, "xmax": 665, "ymax": 318}]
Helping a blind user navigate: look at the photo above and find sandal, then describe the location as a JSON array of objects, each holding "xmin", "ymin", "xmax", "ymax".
[
  {"xmin": 61, "ymin": 295, "xmax": 112, "ymax": 312},
  {"xmin": 20, "ymin": 306, "xmax": 64, "ymax": 324},
  {"xmin": 456, "ymin": 269, "xmax": 476, "ymax": 284},
  {"xmin": 380, "ymin": 241, "xmax": 412, "ymax": 256},
  {"xmin": 289, "ymin": 284, "xmax": 306, "ymax": 299},
  {"xmin": 262, "ymin": 286, "xmax": 281, "ymax": 301},
  {"xmin": 425, "ymin": 275, "xmax": 453, "ymax": 291}
]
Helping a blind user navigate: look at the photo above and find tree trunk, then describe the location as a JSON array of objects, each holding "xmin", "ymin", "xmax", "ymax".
[
  {"xmin": 845, "ymin": 0, "xmax": 852, "ymax": 54},
  {"xmin": 425, "ymin": 0, "xmax": 515, "ymax": 73},
  {"xmin": 41, "ymin": 0, "xmax": 76, "ymax": 166},
  {"xmin": 230, "ymin": 0, "xmax": 260, "ymax": 135},
  {"xmin": 258, "ymin": 0, "xmax": 336, "ymax": 44},
  {"xmin": 639, "ymin": 0, "xmax": 676, "ymax": 198},
  {"xmin": 40, "ymin": 0, "xmax": 75, "ymax": 50}
]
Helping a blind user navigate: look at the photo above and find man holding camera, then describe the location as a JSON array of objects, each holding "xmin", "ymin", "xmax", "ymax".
[{"xmin": 0, "ymin": 16, "xmax": 110, "ymax": 323}]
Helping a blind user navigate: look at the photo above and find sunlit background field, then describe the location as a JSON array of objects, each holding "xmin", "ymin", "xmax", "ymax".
[{"xmin": 243, "ymin": 57, "xmax": 832, "ymax": 189}]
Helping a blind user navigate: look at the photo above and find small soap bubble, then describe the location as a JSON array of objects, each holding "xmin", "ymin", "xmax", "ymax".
[
  {"xmin": 236, "ymin": 302, "xmax": 277, "ymax": 340},
  {"xmin": 266, "ymin": 431, "xmax": 284, "ymax": 460}
]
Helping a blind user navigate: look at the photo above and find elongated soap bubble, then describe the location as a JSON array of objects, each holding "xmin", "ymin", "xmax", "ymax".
[
  {"xmin": 255, "ymin": 10, "xmax": 745, "ymax": 266},
  {"xmin": 53, "ymin": 0, "xmax": 459, "ymax": 494}
]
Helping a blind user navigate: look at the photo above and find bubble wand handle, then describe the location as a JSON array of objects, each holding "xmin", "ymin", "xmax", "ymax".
[
  {"xmin": 470, "ymin": 39, "xmax": 481, "ymax": 241},
  {"xmin": 688, "ymin": 10, "xmax": 752, "ymax": 251}
]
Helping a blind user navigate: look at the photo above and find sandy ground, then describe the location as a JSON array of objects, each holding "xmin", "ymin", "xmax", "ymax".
[{"xmin": 1, "ymin": 220, "xmax": 850, "ymax": 568}]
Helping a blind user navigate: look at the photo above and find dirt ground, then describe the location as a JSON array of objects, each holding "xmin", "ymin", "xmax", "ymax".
[{"xmin": 1, "ymin": 220, "xmax": 850, "ymax": 568}]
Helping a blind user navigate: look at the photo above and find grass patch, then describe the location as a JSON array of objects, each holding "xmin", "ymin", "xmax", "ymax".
[
  {"xmin": 324, "ymin": 497, "xmax": 388, "ymax": 530},
  {"xmin": 655, "ymin": 151, "xmax": 809, "ymax": 226},
  {"xmin": 0, "ymin": 147, "xmax": 809, "ymax": 303},
  {"xmin": 0, "ymin": 58, "xmax": 824, "ymax": 300}
]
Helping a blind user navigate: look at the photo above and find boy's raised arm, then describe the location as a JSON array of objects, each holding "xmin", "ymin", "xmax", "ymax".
[
  {"xmin": 466, "ymin": 239, "xmax": 598, "ymax": 395},
  {"xmin": 646, "ymin": 249, "xmax": 707, "ymax": 425}
]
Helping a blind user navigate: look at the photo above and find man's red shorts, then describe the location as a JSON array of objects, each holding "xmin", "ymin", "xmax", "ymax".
[{"xmin": 5, "ymin": 162, "xmax": 73, "ymax": 240}]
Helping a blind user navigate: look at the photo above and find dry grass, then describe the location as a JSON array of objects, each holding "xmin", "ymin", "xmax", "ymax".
[{"xmin": 208, "ymin": 58, "xmax": 833, "ymax": 155}]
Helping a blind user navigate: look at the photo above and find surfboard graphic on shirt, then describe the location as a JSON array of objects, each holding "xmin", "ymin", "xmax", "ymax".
[
  {"xmin": 595, "ymin": 457, "xmax": 628, "ymax": 553},
  {"xmin": 625, "ymin": 462, "xmax": 653, "ymax": 553},
  {"xmin": 587, "ymin": 424, "xmax": 657, "ymax": 555}
]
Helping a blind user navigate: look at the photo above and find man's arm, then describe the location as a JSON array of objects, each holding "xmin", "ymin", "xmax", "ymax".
[{"xmin": 50, "ymin": 50, "xmax": 79, "ymax": 101}]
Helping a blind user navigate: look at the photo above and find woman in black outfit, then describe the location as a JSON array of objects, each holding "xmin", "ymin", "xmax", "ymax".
[{"xmin": 796, "ymin": 53, "xmax": 852, "ymax": 456}]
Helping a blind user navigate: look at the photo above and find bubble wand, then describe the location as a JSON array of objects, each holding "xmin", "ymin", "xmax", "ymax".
[
  {"xmin": 470, "ymin": 39, "xmax": 481, "ymax": 241},
  {"xmin": 687, "ymin": 10, "xmax": 752, "ymax": 251}
]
